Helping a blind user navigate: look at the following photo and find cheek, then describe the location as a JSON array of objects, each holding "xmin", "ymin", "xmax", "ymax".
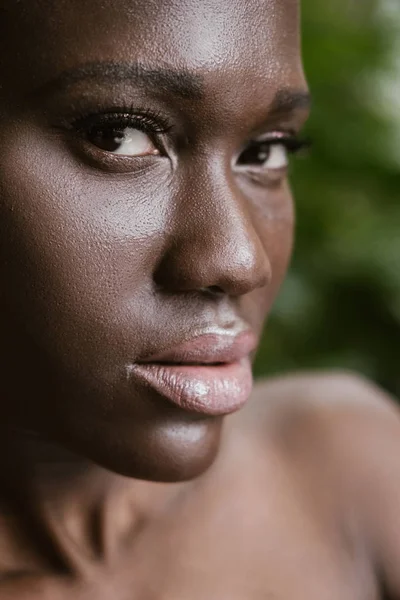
[
  {"xmin": 267, "ymin": 215, "xmax": 294, "ymax": 300},
  {"xmin": 250, "ymin": 184, "xmax": 294, "ymax": 319},
  {"xmin": 266, "ymin": 187, "xmax": 295, "ymax": 290},
  {"xmin": 0, "ymin": 125, "xmax": 170, "ymax": 369}
]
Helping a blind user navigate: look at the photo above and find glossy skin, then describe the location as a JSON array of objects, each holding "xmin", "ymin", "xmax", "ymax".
[
  {"xmin": 1, "ymin": 1, "xmax": 400, "ymax": 598},
  {"xmin": 0, "ymin": 0, "xmax": 305, "ymax": 480}
]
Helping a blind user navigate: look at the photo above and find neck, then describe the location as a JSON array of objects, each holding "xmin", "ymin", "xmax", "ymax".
[{"xmin": 0, "ymin": 428, "xmax": 176, "ymax": 577}]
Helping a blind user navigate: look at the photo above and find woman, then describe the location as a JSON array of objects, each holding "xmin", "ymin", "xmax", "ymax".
[{"xmin": 0, "ymin": 0, "xmax": 400, "ymax": 597}]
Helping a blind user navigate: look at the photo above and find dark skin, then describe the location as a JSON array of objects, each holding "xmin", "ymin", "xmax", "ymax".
[{"xmin": 1, "ymin": 0, "xmax": 400, "ymax": 598}]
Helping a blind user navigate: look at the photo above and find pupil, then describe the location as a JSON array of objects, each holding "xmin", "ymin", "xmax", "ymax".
[
  {"xmin": 238, "ymin": 143, "xmax": 270, "ymax": 166},
  {"xmin": 89, "ymin": 127, "xmax": 125, "ymax": 152}
]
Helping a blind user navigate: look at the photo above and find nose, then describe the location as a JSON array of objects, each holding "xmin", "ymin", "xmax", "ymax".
[{"xmin": 154, "ymin": 163, "xmax": 272, "ymax": 297}]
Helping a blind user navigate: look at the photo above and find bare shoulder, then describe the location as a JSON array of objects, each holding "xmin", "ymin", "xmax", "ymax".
[
  {"xmin": 247, "ymin": 369, "xmax": 399, "ymax": 440},
  {"xmin": 252, "ymin": 369, "xmax": 396, "ymax": 416},
  {"xmin": 247, "ymin": 370, "xmax": 400, "ymax": 472},
  {"xmin": 247, "ymin": 371, "xmax": 400, "ymax": 595}
]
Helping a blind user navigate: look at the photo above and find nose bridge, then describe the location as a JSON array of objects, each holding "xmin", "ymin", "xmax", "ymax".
[{"xmin": 154, "ymin": 158, "xmax": 271, "ymax": 296}]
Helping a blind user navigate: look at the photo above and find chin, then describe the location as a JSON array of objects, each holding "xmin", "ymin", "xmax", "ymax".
[
  {"xmin": 18, "ymin": 364, "xmax": 226, "ymax": 482},
  {"xmin": 57, "ymin": 413, "xmax": 224, "ymax": 482}
]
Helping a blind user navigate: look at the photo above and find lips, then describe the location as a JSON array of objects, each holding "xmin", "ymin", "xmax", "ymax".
[{"xmin": 128, "ymin": 330, "xmax": 257, "ymax": 416}]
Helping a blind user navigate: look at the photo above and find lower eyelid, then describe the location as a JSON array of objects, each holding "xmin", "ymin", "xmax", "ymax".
[{"xmin": 62, "ymin": 135, "xmax": 166, "ymax": 174}]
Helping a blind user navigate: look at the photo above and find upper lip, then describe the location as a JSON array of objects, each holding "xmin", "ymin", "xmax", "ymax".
[{"xmin": 137, "ymin": 329, "xmax": 258, "ymax": 365}]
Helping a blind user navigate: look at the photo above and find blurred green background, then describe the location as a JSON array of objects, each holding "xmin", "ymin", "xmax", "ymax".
[{"xmin": 254, "ymin": 0, "xmax": 400, "ymax": 396}]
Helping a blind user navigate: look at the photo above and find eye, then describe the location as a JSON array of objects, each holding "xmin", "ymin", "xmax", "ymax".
[
  {"xmin": 236, "ymin": 135, "xmax": 309, "ymax": 183},
  {"xmin": 69, "ymin": 109, "xmax": 172, "ymax": 161},
  {"xmin": 237, "ymin": 141, "xmax": 288, "ymax": 171},
  {"xmin": 86, "ymin": 125, "xmax": 159, "ymax": 157}
]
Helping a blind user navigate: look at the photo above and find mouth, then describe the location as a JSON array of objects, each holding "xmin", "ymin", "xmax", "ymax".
[{"xmin": 127, "ymin": 330, "xmax": 257, "ymax": 416}]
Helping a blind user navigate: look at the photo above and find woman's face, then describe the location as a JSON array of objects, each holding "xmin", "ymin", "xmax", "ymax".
[{"xmin": 0, "ymin": 0, "xmax": 308, "ymax": 480}]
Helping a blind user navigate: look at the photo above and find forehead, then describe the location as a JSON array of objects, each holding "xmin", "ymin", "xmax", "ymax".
[{"xmin": 0, "ymin": 0, "xmax": 304, "ymax": 99}]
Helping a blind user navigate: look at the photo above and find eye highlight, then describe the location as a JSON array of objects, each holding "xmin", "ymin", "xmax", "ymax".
[
  {"xmin": 70, "ymin": 109, "xmax": 172, "ymax": 158},
  {"xmin": 236, "ymin": 134, "xmax": 310, "ymax": 184},
  {"xmin": 238, "ymin": 142, "xmax": 289, "ymax": 169},
  {"xmin": 87, "ymin": 125, "xmax": 158, "ymax": 156}
]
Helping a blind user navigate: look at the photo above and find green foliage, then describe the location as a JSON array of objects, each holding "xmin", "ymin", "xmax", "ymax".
[{"xmin": 254, "ymin": 0, "xmax": 400, "ymax": 396}]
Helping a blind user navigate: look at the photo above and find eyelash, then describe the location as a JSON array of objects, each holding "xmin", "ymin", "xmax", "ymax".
[
  {"xmin": 67, "ymin": 107, "xmax": 310, "ymax": 165},
  {"xmin": 250, "ymin": 135, "xmax": 310, "ymax": 156},
  {"xmin": 70, "ymin": 106, "xmax": 172, "ymax": 145}
]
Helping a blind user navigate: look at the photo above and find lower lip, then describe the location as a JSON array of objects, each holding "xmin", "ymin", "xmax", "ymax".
[{"xmin": 129, "ymin": 358, "xmax": 253, "ymax": 416}]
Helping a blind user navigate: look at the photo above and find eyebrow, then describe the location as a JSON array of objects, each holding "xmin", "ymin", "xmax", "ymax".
[
  {"xmin": 269, "ymin": 89, "xmax": 312, "ymax": 114},
  {"xmin": 31, "ymin": 61, "xmax": 205, "ymax": 100},
  {"xmin": 30, "ymin": 60, "xmax": 311, "ymax": 119}
]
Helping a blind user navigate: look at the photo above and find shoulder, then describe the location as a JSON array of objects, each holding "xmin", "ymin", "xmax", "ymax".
[
  {"xmin": 252, "ymin": 369, "xmax": 395, "ymax": 413},
  {"xmin": 248, "ymin": 369, "xmax": 399, "ymax": 437},
  {"xmin": 247, "ymin": 371, "xmax": 400, "ymax": 593},
  {"xmin": 247, "ymin": 369, "xmax": 400, "ymax": 476}
]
